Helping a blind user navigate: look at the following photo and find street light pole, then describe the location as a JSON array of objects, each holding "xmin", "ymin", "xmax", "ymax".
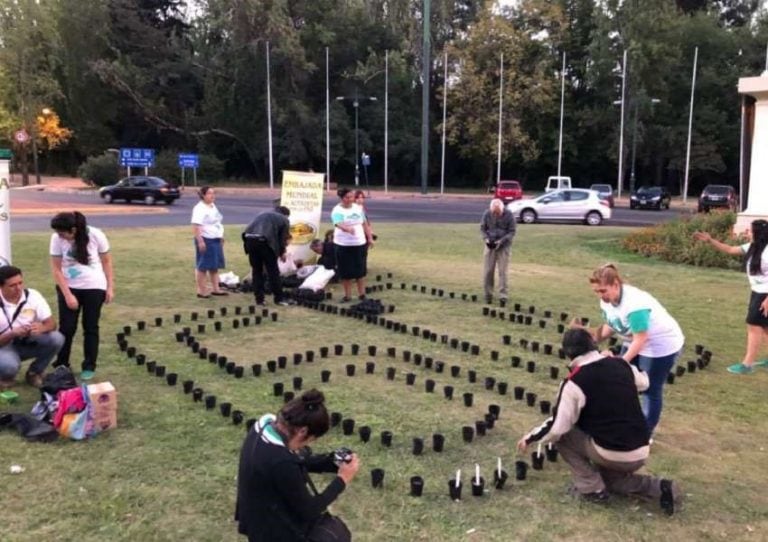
[
  {"xmin": 336, "ymin": 90, "xmax": 377, "ymax": 187},
  {"xmin": 629, "ymin": 97, "xmax": 660, "ymax": 195}
]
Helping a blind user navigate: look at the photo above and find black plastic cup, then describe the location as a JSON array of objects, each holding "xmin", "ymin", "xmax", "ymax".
[
  {"xmin": 550, "ymin": 366, "xmax": 560, "ymax": 380},
  {"xmin": 463, "ymin": 392, "xmax": 473, "ymax": 407},
  {"xmin": 292, "ymin": 376, "xmax": 303, "ymax": 390},
  {"xmin": 387, "ymin": 347, "xmax": 396, "ymax": 358},
  {"xmin": 358, "ymin": 425, "xmax": 372, "ymax": 443},
  {"xmin": 424, "ymin": 357, "xmax": 434, "ymax": 369},
  {"xmin": 666, "ymin": 372, "xmax": 676, "ymax": 384},
  {"xmin": 226, "ymin": 362, "xmax": 236, "ymax": 375},
  {"xmin": 410, "ymin": 476, "xmax": 424, "ymax": 497},
  {"xmin": 531, "ymin": 341, "xmax": 540, "ymax": 353},
  {"xmin": 207, "ymin": 309, "xmax": 216, "ymax": 319},
  {"xmin": 381, "ymin": 431, "xmax": 393, "ymax": 447},
  {"xmin": 319, "ymin": 346, "xmax": 329, "ymax": 358},
  {"xmin": 519, "ymin": 339, "xmax": 528, "ymax": 349},
  {"xmin": 271, "ymin": 313, "xmax": 278, "ymax": 322},
  {"xmin": 443, "ymin": 385, "xmax": 454, "ymax": 400},
  {"xmin": 330, "ymin": 412, "xmax": 342, "ymax": 427},
  {"xmin": 365, "ymin": 361, "xmax": 375, "ymax": 374},
  {"xmin": 544, "ymin": 344, "xmax": 554, "ymax": 356},
  {"xmin": 412, "ymin": 437, "xmax": 424, "ymax": 455},
  {"xmin": 267, "ymin": 360, "xmax": 277, "ymax": 373},
  {"xmin": 526, "ymin": 361, "xmax": 536, "ymax": 373},
  {"xmin": 425, "ymin": 379, "xmax": 436, "ymax": 393},
  {"xmin": 462, "ymin": 426, "xmax": 474, "ymax": 443},
  {"xmin": 493, "ymin": 469, "xmax": 509, "ymax": 490},
  {"xmin": 405, "ymin": 373, "xmax": 416, "ymax": 386},
  {"xmin": 687, "ymin": 360, "xmax": 697, "ymax": 373},
  {"xmin": 491, "ymin": 350, "xmax": 499, "ymax": 361},
  {"xmin": 432, "ymin": 433, "xmax": 445, "ymax": 452},
  {"xmin": 367, "ymin": 345, "xmax": 377, "ymax": 356},
  {"xmin": 484, "ymin": 376, "xmax": 496, "ymax": 390},
  {"xmin": 483, "ymin": 307, "xmax": 490, "ymax": 316},
  {"xmin": 283, "ymin": 391, "xmax": 295, "ymax": 403},
  {"xmin": 126, "ymin": 346, "xmax": 137, "ymax": 358},
  {"xmin": 497, "ymin": 382, "xmax": 508, "ymax": 395},
  {"xmin": 232, "ymin": 411, "xmax": 244, "ymax": 425},
  {"xmin": 136, "ymin": 353, "xmax": 146, "ymax": 365},
  {"xmin": 471, "ymin": 477, "xmax": 485, "ymax": 497},
  {"xmin": 199, "ymin": 347, "xmax": 208, "ymax": 360},
  {"xmin": 526, "ymin": 392, "xmax": 537, "ymax": 407},
  {"xmin": 559, "ymin": 348, "xmax": 567, "ymax": 360},
  {"xmin": 488, "ymin": 404, "xmax": 501, "ymax": 420},
  {"xmin": 346, "ymin": 364, "xmax": 356, "ymax": 377},
  {"xmin": 695, "ymin": 344, "xmax": 704, "ymax": 355},
  {"xmin": 175, "ymin": 331, "xmax": 184, "ymax": 343},
  {"xmin": 252, "ymin": 364, "xmax": 262, "ymax": 377},
  {"xmin": 470, "ymin": 344, "xmax": 480, "ymax": 356},
  {"xmin": 321, "ymin": 370, "xmax": 331, "ymax": 383},
  {"xmin": 539, "ymin": 400, "xmax": 552, "ymax": 415},
  {"xmin": 197, "ymin": 324, "xmax": 206, "ymax": 334},
  {"xmin": 676, "ymin": 365, "xmax": 686, "ymax": 377},
  {"xmin": 545, "ymin": 444, "xmax": 559, "ymax": 462},
  {"xmin": 450, "ymin": 365, "xmax": 460, "ymax": 378},
  {"xmin": 204, "ymin": 395, "xmax": 217, "ymax": 410},
  {"xmin": 183, "ymin": 380, "xmax": 194, "ymax": 394},
  {"xmin": 484, "ymin": 413, "xmax": 495, "ymax": 429},
  {"xmin": 165, "ymin": 373, "xmax": 177, "ymax": 386},
  {"xmin": 273, "ymin": 382, "xmax": 284, "ymax": 396},
  {"xmin": 461, "ymin": 341, "xmax": 470, "ymax": 352},
  {"xmin": 173, "ymin": 314, "xmax": 182, "ymax": 324},
  {"xmin": 403, "ymin": 350, "xmax": 411, "ymax": 362},
  {"xmin": 475, "ymin": 420, "xmax": 487, "ymax": 436},
  {"xmin": 277, "ymin": 356, "xmax": 288, "ymax": 369},
  {"xmin": 467, "ymin": 369, "xmax": 477, "ymax": 383},
  {"xmin": 305, "ymin": 350, "xmax": 315, "ymax": 363},
  {"xmin": 207, "ymin": 352, "xmax": 217, "ymax": 363},
  {"xmin": 385, "ymin": 367, "xmax": 396, "ymax": 381},
  {"xmin": 293, "ymin": 353, "xmax": 303, "ymax": 365},
  {"xmin": 191, "ymin": 342, "xmax": 200, "ymax": 354},
  {"xmin": 153, "ymin": 317, "xmax": 162, "ymax": 327},
  {"xmin": 137, "ymin": 320, "xmax": 146, "ymax": 331},
  {"xmin": 511, "ymin": 356, "xmax": 521, "ymax": 368},
  {"xmin": 557, "ymin": 324, "xmax": 566, "ymax": 333},
  {"xmin": 531, "ymin": 451, "xmax": 545, "ymax": 470},
  {"xmin": 342, "ymin": 418, "xmax": 355, "ymax": 435},
  {"xmin": 371, "ymin": 468, "xmax": 385, "ymax": 489},
  {"xmin": 448, "ymin": 480, "xmax": 462, "ymax": 501},
  {"xmin": 515, "ymin": 460, "xmax": 528, "ymax": 480},
  {"xmin": 450, "ymin": 338, "xmax": 459, "ymax": 349},
  {"xmin": 350, "ymin": 344, "xmax": 360, "ymax": 355},
  {"xmin": 514, "ymin": 386, "xmax": 525, "ymax": 400},
  {"xmin": 146, "ymin": 361, "xmax": 156, "ymax": 373},
  {"xmin": 413, "ymin": 353, "xmax": 422, "ymax": 366},
  {"xmin": 192, "ymin": 388, "xmax": 204, "ymax": 402},
  {"xmin": 220, "ymin": 402, "xmax": 232, "ymax": 417},
  {"xmin": 122, "ymin": 325, "xmax": 132, "ymax": 336}
]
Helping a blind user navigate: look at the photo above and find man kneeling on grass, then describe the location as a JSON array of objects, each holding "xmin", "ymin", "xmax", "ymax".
[
  {"xmin": 0, "ymin": 265, "xmax": 64, "ymax": 390},
  {"xmin": 517, "ymin": 328, "xmax": 682, "ymax": 515}
]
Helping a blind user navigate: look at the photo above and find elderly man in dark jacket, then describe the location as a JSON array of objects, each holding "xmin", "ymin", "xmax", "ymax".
[
  {"xmin": 517, "ymin": 328, "xmax": 682, "ymax": 515},
  {"xmin": 480, "ymin": 198, "xmax": 516, "ymax": 307},
  {"xmin": 242, "ymin": 206, "xmax": 293, "ymax": 306}
]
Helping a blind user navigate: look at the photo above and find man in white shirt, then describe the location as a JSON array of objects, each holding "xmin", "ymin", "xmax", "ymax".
[{"xmin": 0, "ymin": 266, "xmax": 64, "ymax": 390}]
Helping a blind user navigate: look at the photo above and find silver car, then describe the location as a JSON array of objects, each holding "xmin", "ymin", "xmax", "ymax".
[{"xmin": 506, "ymin": 188, "xmax": 611, "ymax": 226}]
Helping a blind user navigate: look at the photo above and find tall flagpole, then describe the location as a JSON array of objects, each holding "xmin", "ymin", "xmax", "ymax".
[
  {"xmin": 440, "ymin": 50, "xmax": 447, "ymax": 195},
  {"xmin": 266, "ymin": 41, "xmax": 274, "ymax": 189},
  {"xmin": 384, "ymin": 50, "xmax": 389, "ymax": 193},
  {"xmin": 557, "ymin": 51, "xmax": 566, "ymax": 179},
  {"xmin": 617, "ymin": 49, "xmax": 627, "ymax": 199},
  {"xmin": 420, "ymin": 0, "xmax": 431, "ymax": 194},
  {"xmin": 325, "ymin": 47, "xmax": 330, "ymax": 191},
  {"xmin": 683, "ymin": 46, "xmax": 698, "ymax": 204},
  {"xmin": 496, "ymin": 52, "xmax": 504, "ymax": 184}
]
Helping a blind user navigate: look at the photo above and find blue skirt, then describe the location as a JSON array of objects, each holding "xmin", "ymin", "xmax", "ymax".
[{"xmin": 195, "ymin": 238, "xmax": 225, "ymax": 271}]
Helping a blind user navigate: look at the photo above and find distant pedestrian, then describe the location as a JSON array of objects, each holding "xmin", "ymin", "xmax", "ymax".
[
  {"xmin": 332, "ymin": 188, "xmax": 374, "ymax": 302},
  {"xmin": 694, "ymin": 219, "xmax": 768, "ymax": 374},
  {"xmin": 50, "ymin": 211, "xmax": 113, "ymax": 381},
  {"xmin": 242, "ymin": 206, "xmax": 294, "ymax": 307},
  {"xmin": 191, "ymin": 186, "xmax": 228, "ymax": 298},
  {"xmin": 480, "ymin": 198, "xmax": 516, "ymax": 307}
]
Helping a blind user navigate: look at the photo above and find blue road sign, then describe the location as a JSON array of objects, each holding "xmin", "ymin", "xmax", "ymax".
[
  {"xmin": 178, "ymin": 153, "xmax": 199, "ymax": 168},
  {"xmin": 120, "ymin": 148, "xmax": 155, "ymax": 168},
  {"xmin": 361, "ymin": 153, "xmax": 371, "ymax": 167}
]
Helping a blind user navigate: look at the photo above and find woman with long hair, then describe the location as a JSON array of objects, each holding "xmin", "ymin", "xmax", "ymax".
[
  {"xmin": 50, "ymin": 211, "xmax": 113, "ymax": 380},
  {"xmin": 235, "ymin": 389, "xmax": 360, "ymax": 541},
  {"xmin": 191, "ymin": 186, "xmax": 227, "ymax": 298},
  {"xmin": 332, "ymin": 187, "xmax": 373, "ymax": 302},
  {"xmin": 694, "ymin": 219, "xmax": 768, "ymax": 374},
  {"xmin": 575, "ymin": 263, "xmax": 684, "ymax": 437}
]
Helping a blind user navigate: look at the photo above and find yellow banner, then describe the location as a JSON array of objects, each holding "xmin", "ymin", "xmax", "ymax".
[{"xmin": 280, "ymin": 170, "xmax": 325, "ymax": 264}]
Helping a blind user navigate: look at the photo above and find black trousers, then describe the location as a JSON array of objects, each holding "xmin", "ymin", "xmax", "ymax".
[
  {"xmin": 55, "ymin": 287, "xmax": 106, "ymax": 371},
  {"xmin": 245, "ymin": 239, "xmax": 283, "ymax": 304}
]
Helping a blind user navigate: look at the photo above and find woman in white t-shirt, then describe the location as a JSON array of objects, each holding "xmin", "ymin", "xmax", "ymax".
[
  {"xmin": 50, "ymin": 211, "xmax": 114, "ymax": 381},
  {"xmin": 694, "ymin": 219, "xmax": 768, "ymax": 374},
  {"xmin": 191, "ymin": 186, "xmax": 227, "ymax": 298},
  {"xmin": 577, "ymin": 263, "xmax": 684, "ymax": 435},
  {"xmin": 331, "ymin": 188, "xmax": 374, "ymax": 302}
]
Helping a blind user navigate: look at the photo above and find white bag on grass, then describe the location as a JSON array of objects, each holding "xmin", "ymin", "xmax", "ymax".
[{"xmin": 299, "ymin": 267, "xmax": 335, "ymax": 292}]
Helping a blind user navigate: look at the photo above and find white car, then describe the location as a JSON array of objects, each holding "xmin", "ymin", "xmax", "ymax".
[{"xmin": 506, "ymin": 188, "xmax": 611, "ymax": 226}]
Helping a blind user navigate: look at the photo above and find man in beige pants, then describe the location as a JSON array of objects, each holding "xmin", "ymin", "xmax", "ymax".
[{"xmin": 480, "ymin": 199, "xmax": 516, "ymax": 307}]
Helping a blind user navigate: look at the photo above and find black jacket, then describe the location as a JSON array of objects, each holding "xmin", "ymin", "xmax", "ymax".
[{"xmin": 235, "ymin": 424, "xmax": 345, "ymax": 542}]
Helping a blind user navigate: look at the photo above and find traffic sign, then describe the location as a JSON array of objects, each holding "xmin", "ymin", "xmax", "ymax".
[
  {"xmin": 361, "ymin": 153, "xmax": 371, "ymax": 167},
  {"xmin": 14, "ymin": 130, "xmax": 29, "ymax": 144},
  {"xmin": 0, "ymin": 148, "xmax": 11, "ymax": 160},
  {"xmin": 178, "ymin": 153, "xmax": 199, "ymax": 168},
  {"xmin": 119, "ymin": 148, "xmax": 155, "ymax": 168}
]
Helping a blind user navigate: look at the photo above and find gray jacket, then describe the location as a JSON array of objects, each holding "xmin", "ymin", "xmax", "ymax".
[{"xmin": 480, "ymin": 209, "xmax": 516, "ymax": 248}]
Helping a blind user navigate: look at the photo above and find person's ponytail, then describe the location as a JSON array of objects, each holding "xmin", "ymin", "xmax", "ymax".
[
  {"xmin": 278, "ymin": 389, "xmax": 330, "ymax": 438},
  {"xmin": 50, "ymin": 211, "xmax": 91, "ymax": 265}
]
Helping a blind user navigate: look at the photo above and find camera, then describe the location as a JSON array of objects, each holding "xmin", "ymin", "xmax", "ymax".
[
  {"xmin": 486, "ymin": 241, "xmax": 497, "ymax": 250},
  {"xmin": 333, "ymin": 447, "xmax": 354, "ymax": 466}
]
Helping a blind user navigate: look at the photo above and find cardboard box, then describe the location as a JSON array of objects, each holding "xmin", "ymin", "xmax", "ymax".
[{"xmin": 87, "ymin": 381, "xmax": 118, "ymax": 432}]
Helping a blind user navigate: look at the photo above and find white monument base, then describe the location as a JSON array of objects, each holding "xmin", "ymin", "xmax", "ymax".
[
  {"xmin": 737, "ymin": 75, "xmax": 768, "ymax": 236},
  {"xmin": 735, "ymin": 211, "xmax": 768, "ymax": 237}
]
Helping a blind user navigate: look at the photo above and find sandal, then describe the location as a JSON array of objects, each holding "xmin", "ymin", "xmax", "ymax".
[
  {"xmin": 211, "ymin": 291, "xmax": 229, "ymax": 296},
  {"xmin": 197, "ymin": 294, "xmax": 211, "ymax": 299}
]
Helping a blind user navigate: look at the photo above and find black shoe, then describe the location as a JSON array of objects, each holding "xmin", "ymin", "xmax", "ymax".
[
  {"xmin": 255, "ymin": 301, "xmax": 267, "ymax": 307},
  {"xmin": 485, "ymin": 297, "xmax": 492, "ymax": 305},
  {"xmin": 660, "ymin": 479, "xmax": 680, "ymax": 516},
  {"xmin": 580, "ymin": 490, "xmax": 610, "ymax": 504},
  {"xmin": 499, "ymin": 299, "xmax": 507, "ymax": 308}
]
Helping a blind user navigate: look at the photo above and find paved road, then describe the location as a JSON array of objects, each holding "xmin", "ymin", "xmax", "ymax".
[{"xmin": 8, "ymin": 188, "xmax": 684, "ymax": 232}]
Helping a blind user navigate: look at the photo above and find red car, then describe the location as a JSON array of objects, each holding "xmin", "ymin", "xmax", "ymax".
[{"xmin": 494, "ymin": 180, "xmax": 523, "ymax": 202}]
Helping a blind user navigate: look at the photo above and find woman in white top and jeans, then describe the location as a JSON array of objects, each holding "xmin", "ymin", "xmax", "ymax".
[
  {"xmin": 694, "ymin": 219, "xmax": 768, "ymax": 374},
  {"xmin": 50, "ymin": 211, "xmax": 113, "ymax": 380},
  {"xmin": 191, "ymin": 186, "xmax": 228, "ymax": 298}
]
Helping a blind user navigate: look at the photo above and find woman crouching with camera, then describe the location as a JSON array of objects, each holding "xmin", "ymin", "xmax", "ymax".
[{"xmin": 235, "ymin": 390, "xmax": 360, "ymax": 541}]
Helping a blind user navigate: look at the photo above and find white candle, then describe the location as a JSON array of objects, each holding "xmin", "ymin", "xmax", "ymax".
[
  {"xmin": 475, "ymin": 463, "xmax": 480, "ymax": 484},
  {"xmin": 537, "ymin": 442, "xmax": 542, "ymax": 457},
  {"xmin": 497, "ymin": 457, "xmax": 502, "ymax": 475},
  {"xmin": 455, "ymin": 469, "xmax": 461, "ymax": 488},
  {"xmin": 547, "ymin": 442, "xmax": 553, "ymax": 451}
]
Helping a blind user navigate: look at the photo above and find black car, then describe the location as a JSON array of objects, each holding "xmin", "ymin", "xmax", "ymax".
[
  {"xmin": 99, "ymin": 176, "xmax": 181, "ymax": 205},
  {"xmin": 698, "ymin": 184, "xmax": 738, "ymax": 213},
  {"xmin": 629, "ymin": 186, "xmax": 671, "ymax": 210}
]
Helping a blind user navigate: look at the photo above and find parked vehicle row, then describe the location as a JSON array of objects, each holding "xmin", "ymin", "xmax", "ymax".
[
  {"xmin": 99, "ymin": 176, "xmax": 181, "ymax": 205},
  {"xmin": 506, "ymin": 188, "xmax": 611, "ymax": 226}
]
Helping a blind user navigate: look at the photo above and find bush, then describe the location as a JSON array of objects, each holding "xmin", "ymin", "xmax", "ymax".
[
  {"xmin": 152, "ymin": 150, "xmax": 225, "ymax": 185},
  {"xmin": 622, "ymin": 210, "xmax": 745, "ymax": 270},
  {"xmin": 77, "ymin": 153, "xmax": 120, "ymax": 187}
]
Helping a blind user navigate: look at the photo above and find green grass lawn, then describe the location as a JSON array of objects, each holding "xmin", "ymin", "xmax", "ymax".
[{"xmin": 2, "ymin": 223, "xmax": 767, "ymax": 541}]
